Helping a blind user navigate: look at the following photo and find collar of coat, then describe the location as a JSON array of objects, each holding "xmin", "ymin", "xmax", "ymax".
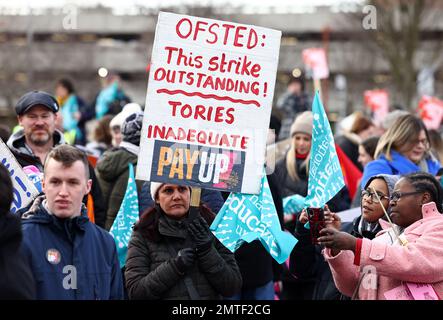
[
  {"xmin": 7, "ymin": 129, "xmax": 65, "ymax": 156},
  {"xmin": 158, "ymin": 212, "xmax": 190, "ymax": 239},
  {"xmin": 21, "ymin": 195, "xmax": 89, "ymax": 232}
]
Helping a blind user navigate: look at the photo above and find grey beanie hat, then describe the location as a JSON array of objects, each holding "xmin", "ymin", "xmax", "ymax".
[
  {"xmin": 364, "ymin": 174, "xmax": 400, "ymax": 197},
  {"xmin": 121, "ymin": 111, "xmax": 144, "ymax": 145},
  {"xmin": 290, "ymin": 111, "xmax": 313, "ymax": 137}
]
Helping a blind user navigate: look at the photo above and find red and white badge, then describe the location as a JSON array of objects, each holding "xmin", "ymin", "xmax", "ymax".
[{"xmin": 46, "ymin": 249, "xmax": 61, "ymax": 265}]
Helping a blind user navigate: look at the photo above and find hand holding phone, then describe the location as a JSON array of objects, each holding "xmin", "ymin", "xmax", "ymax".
[{"xmin": 307, "ymin": 207, "xmax": 326, "ymax": 244}]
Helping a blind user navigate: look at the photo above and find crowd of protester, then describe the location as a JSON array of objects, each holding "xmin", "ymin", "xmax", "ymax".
[{"xmin": 1, "ymin": 73, "xmax": 443, "ymax": 301}]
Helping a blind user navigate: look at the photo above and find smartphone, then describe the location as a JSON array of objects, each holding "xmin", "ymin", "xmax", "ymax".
[{"xmin": 307, "ymin": 207, "xmax": 326, "ymax": 244}]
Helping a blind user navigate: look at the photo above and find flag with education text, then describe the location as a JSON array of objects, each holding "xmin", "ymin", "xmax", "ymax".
[
  {"xmin": 304, "ymin": 92, "xmax": 345, "ymax": 208},
  {"xmin": 210, "ymin": 171, "xmax": 297, "ymax": 263},
  {"xmin": 110, "ymin": 163, "xmax": 140, "ymax": 268}
]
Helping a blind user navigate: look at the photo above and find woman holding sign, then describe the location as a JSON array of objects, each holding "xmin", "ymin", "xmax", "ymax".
[
  {"xmin": 319, "ymin": 172, "xmax": 443, "ymax": 300},
  {"xmin": 124, "ymin": 182, "xmax": 242, "ymax": 300}
]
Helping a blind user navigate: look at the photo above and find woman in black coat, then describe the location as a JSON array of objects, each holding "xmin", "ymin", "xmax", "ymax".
[{"xmin": 125, "ymin": 182, "xmax": 242, "ymax": 300}]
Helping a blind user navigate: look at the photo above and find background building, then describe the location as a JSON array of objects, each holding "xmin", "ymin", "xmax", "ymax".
[{"xmin": 1, "ymin": 1, "xmax": 442, "ymax": 127}]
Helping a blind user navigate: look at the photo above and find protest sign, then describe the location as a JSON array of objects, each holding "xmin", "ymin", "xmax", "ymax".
[
  {"xmin": 302, "ymin": 48, "xmax": 329, "ymax": 80},
  {"xmin": 137, "ymin": 12, "xmax": 281, "ymax": 194},
  {"xmin": 417, "ymin": 96, "xmax": 443, "ymax": 130},
  {"xmin": 305, "ymin": 92, "xmax": 345, "ymax": 208},
  {"xmin": 364, "ymin": 89, "xmax": 389, "ymax": 127},
  {"xmin": 0, "ymin": 139, "xmax": 39, "ymax": 213}
]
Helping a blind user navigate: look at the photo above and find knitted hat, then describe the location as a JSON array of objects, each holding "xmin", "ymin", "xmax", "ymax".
[
  {"xmin": 109, "ymin": 103, "xmax": 142, "ymax": 129},
  {"xmin": 150, "ymin": 182, "xmax": 191, "ymax": 201},
  {"xmin": 121, "ymin": 111, "xmax": 143, "ymax": 145},
  {"xmin": 290, "ymin": 111, "xmax": 313, "ymax": 137}
]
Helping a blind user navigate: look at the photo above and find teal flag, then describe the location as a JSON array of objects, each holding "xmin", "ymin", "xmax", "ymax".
[
  {"xmin": 304, "ymin": 91, "xmax": 345, "ymax": 208},
  {"xmin": 283, "ymin": 194, "xmax": 306, "ymax": 215},
  {"xmin": 210, "ymin": 172, "xmax": 298, "ymax": 264},
  {"xmin": 110, "ymin": 163, "xmax": 139, "ymax": 268}
]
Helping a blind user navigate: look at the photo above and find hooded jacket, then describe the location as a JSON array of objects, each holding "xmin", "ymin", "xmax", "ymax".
[
  {"xmin": 324, "ymin": 202, "xmax": 443, "ymax": 300},
  {"xmin": 21, "ymin": 196, "xmax": 124, "ymax": 300},
  {"xmin": 0, "ymin": 213, "xmax": 36, "ymax": 299},
  {"xmin": 362, "ymin": 151, "xmax": 441, "ymax": 189},
  {"xmin": 7, "ymin": 129, "xmax": 65, "ymax": 172}
]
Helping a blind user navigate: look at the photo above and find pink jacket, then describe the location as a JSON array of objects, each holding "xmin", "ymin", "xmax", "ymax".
[{"xmin": 324, "ymin": 202, "xmax": 443, "ymax": 300}]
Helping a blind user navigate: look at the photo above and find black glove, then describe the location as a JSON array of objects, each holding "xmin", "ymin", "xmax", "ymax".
[
  {"xmin": 188, "ymin": 216, "xmax": 213, "ymax": 254},
  {"xmin": 173, "ymin": 248, "xmax": 196, "ymax": 274}
]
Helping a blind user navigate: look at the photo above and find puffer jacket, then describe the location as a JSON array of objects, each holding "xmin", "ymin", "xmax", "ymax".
[
  {"xmin": 125, "ymin": 211, "xmax": 242, "ymax": 300},
  {"xmin": 21, "ymin": 196, "xmax": 124, "ymax": 300},
  {"xmin": 324, "ymin": 202, "xmax": 443, "ymax": 300},
  {"xmin": 96, "ymin": 147, "xmax": 143, "ymax": 230}
]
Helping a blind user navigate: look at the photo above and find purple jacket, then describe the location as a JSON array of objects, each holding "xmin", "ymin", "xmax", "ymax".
[{"xmin": 324, "ymin": 202, "xmax": 443, "ymax": 300}]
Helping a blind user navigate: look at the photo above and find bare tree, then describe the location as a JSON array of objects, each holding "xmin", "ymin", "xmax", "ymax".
[{"xmin": 361, "ymin": 0, "xmax": 442, "ymax": 110}]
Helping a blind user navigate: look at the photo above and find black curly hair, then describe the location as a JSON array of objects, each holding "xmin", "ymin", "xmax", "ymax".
[{"xmin": 402, "ymin": 172, "xmax": 443, "ymax": 213}]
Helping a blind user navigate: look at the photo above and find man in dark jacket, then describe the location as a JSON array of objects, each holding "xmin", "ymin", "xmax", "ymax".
[
  {"xmin": 7, "ymin": 90, "xmax": 106, "ymax": 227},
  {"xmin": 20, "ymin": 145, "xmax": 123, "ymax": 299},
  {"xmin": 96, "ymin": 112, "xmax": 145, "ymax": 230},
  {"xmin": 0, "ymin": 163, "xmax": 36, "ymax": 299}
]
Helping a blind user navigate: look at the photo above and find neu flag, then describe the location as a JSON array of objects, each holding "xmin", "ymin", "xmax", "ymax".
[
  {"xmin": 210, "ymin": 171, "xmax": 298, "ymax": 264},
  {"xmin": 110, "ymin": 163, "xmax": 139, "ymax": 268},
  {"xmin": 305, "ymin": 92, "xmax": 345, "ymax": 208}
]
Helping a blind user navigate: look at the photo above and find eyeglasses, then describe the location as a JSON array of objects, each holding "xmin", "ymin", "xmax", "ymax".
[
  {"xmin": 361, "ymin": 190, "xmax": 389, "ymax": 203},
  {"xmin": 389, "ymin": 191, "xmax": 423, "ymax": 202},
  {"xmin": 412, "ymin": 138, "xmax": 429, "ymax": 148}
]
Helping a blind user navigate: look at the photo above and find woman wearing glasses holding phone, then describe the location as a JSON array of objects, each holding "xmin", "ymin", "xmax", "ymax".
[
  {"xmin": 298, "ymin": 174, "xmax": 399, "ymax": 299},
  {"xmin": 319, "ymin": 172, "xmax": 443, "ymax": 300},
  {"xmin": 361, "ymin": 114, "xmax": 441, "ymax": 189}
]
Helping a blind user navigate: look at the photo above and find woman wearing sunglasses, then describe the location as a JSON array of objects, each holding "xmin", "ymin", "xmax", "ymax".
[
  {"xmin": 361, "ymin": 114, "xmax": 441, "ymax": 189},
  {"xmin": 319, "ymin": 172, "xmax": 443, "ymax": 300}
]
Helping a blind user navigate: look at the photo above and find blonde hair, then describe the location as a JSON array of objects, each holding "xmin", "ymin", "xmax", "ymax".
[
  {"xmin": 286, "ymin": 135, "xmax": 310, "ymax": 182},
  {"xmin": 374, "ymin": 114, "xmax": 430, "ymax": 161}
]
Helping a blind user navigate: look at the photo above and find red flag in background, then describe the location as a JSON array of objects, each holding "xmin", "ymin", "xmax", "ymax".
[
  {"xmin": 335, "ymin": 144, "xmax": 362, "ymax": 199},
  {"xmin": 364, "ymin": 89, "xmax": 389, "ymax": 127},
  {"xmin": 417, "ymin": 96, "xmax": 443, "ymax": 130}
]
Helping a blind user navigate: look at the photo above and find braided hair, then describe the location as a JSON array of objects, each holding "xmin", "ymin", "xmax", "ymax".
[{"xmin": 402, "ymin": 172, "xmax": 443, "ymax": 213}]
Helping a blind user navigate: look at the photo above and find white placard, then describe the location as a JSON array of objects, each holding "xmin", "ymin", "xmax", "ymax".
[
  {"xmin": 137, "ymin": 12, "xmax": 281, "ymax": 194},
  {"xmin": 0, "ymin": 139, "xmax": 39, "ymax": 214}
]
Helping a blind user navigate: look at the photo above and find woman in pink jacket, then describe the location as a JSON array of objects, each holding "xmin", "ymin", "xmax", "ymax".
[{"xmin": 318, "ymin": 172, "xmax": 443, "ymax": 300}]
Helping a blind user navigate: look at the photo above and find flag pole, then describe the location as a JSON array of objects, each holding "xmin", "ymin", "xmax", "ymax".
[
  {"xmin": 370, "ymin": 186, "xmax": 408, "ymax": 246},
  {"xmin": 314, "ymin": 78, "xmax": 322, "ymax": 99},
  {"xmin": 189, "ymin": 186, "xmax": 201, "ymax": 220}
]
